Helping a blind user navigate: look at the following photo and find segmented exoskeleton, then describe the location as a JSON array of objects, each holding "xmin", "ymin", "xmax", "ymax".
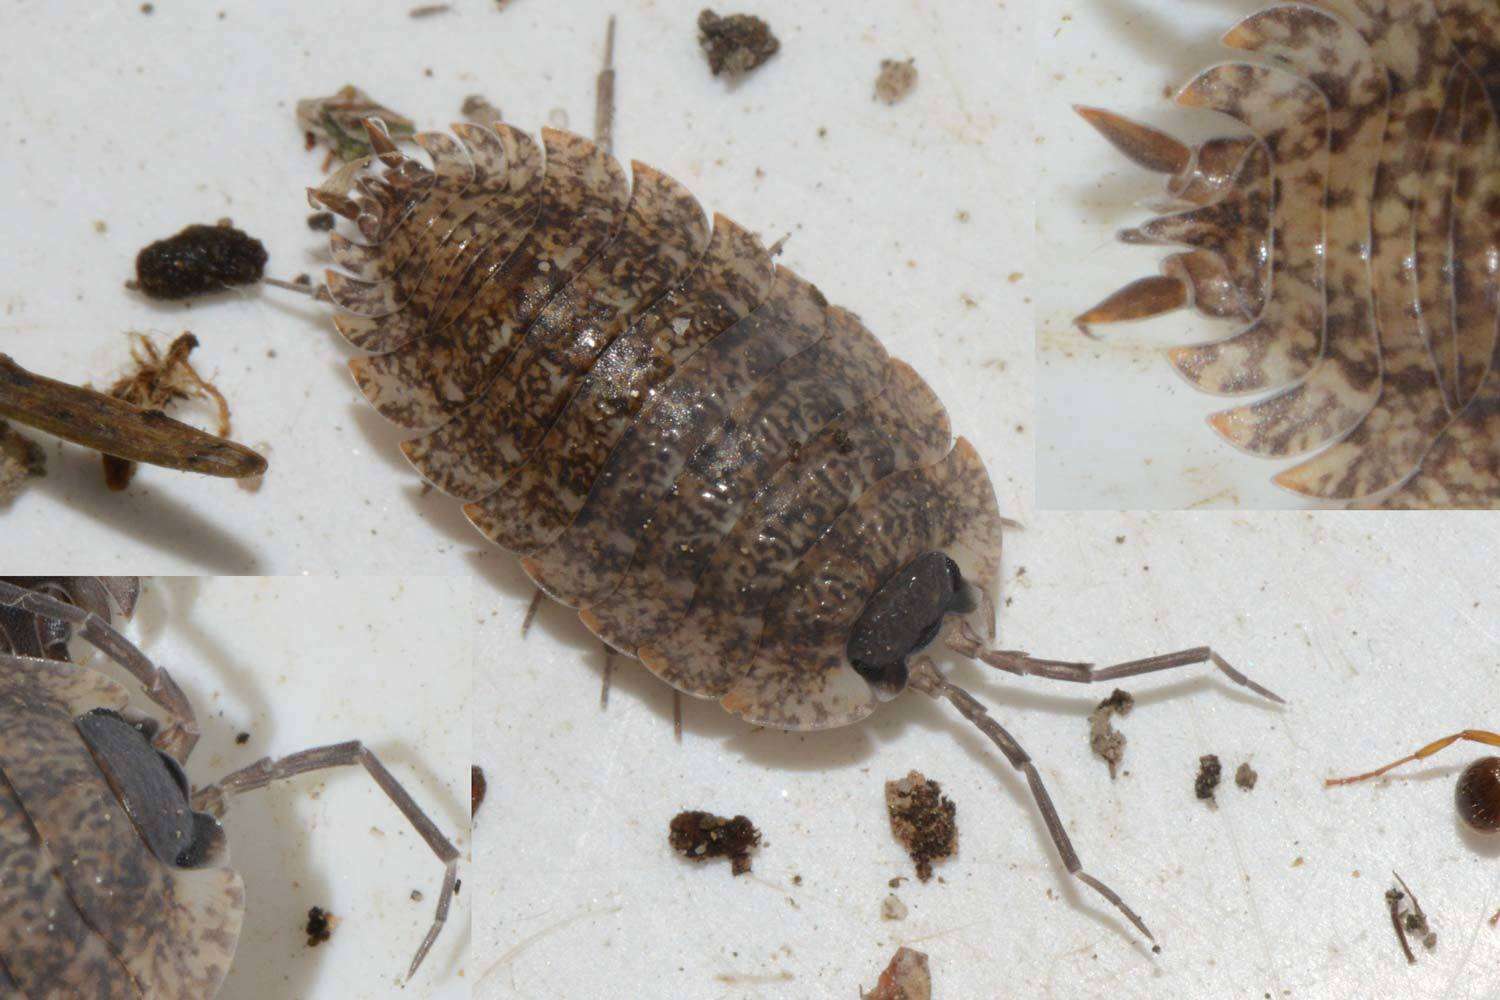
[
  {"xmin": 307, "ymin": 104, "xmax": 1284, "ymax": 943},
  {"xmin": 1076, "ymin": 0, "xmax": 1498, "ymax": 507}
]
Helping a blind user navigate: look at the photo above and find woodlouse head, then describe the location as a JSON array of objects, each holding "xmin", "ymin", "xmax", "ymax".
[
  {"xmin": 1456, "ymin": 757, "xmax": 1500, "ymax": 833},
  {"xmin": 847, "ymin": 552, "xmax": 978, "ymax": 700}
]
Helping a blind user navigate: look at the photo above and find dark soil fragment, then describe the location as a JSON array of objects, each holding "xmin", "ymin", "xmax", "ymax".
[
  {"xmin": 305, "ymin": 906, "xmax": 335, "ymax": 947},
  {"xmin": 0, "ymin": 420, "xmax": 46, "ymax": 503},
  {"xmin": 97, "ymin": 332, "xmax": 232, "ymax": 489},
  {"xmin": 861, "ymin": 946, "xmax": 931, "ymax": 1000},
  {"xmin": 669, "ymin": 810, "xmax": 761, "ymax": 875},
  {"xmin": 472, "ymin": 765, "xmax": 488, "ymax": 817},
  {"xmin": 698, "ymin": 9, "xmax": 779, "ymax": 78},
  {"xmin": 1235, "ymin": 761, "xmax": 1258, "ymax": 791},
  {"xmin": 306, "ymin": 211, "xmax": 335, "ymax": 232},
  {"xmin": 875, "ymin": 58, "xmax": 918, "ymax": 104},
  {"xmin": 1195, "ymin": 754, "xmax": 1222, "ymax": 802},
  {"xmin": 885, "ymin": 771, "xmax": 956, "ymax": 882},
  {"xmin": 234, "ymin": 731, "xmax": 250, "ymax": 745},
  {"xmin": 1088, "ymin": 688, "xmax": 1133, "ymax": 779},
  {"xmin": 134, "ymin": 223, "xmax": 267, "ymax": 300}
]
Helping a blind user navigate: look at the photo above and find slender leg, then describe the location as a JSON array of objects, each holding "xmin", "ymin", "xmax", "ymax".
[
  {"xmin": 600, "ymin": 645, "xmax": 615, "ymax": 709},
  {"xmin": 909, "ymin": 660, "xmax": 1158, "ymax": 948},
  {"xmin": 1325, "ymin": 730, "xmax": 1500, "ymax": 786},
  {"xmin": 520, "ymin": 589, "xmax": 544, "ymax": 639},
  {"xmin": 947, "ymin": 620, "xmax": 1284, "ymax": 704},
  {"xmin": 193, "ymin": 741, "xmax": 461, "ymax": 981},
  {"xmin": 0, "ymin": 579, "xmax": 200, "ymax": 761},
  {"xmin": 673, "ymin": 690, "xmax": 683, "ymax": 743}
]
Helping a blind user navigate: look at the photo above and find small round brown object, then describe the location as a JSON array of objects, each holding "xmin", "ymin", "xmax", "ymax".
[{"xmin": 1455, "ymin": 756, "xmax": 1500, "ymax": 833}]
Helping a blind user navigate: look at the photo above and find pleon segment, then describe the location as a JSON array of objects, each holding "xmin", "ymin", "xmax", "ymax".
[
  {"xmin": 512, "ymin": 268, "xmax": 831, "ymax": 606},
  {"xmin": 639, "ymin": 362, "xmax": 952, "ymax": 699},
  {"xmin": 720, "ymin": 438, "xmax": 1005, "ymax": 731},
  {"xmin": 350, "ymin": 128, "xmax": 630, "ymax": 429},
  {"xmin": 399, "ymin": 162, "xmax": 711, "ymax": 499},
  {"xmin": 0, "ymin": 657, "xmax": 243, "ymax": 1000},
  {"xmin": 464, "ymin": 215, "xmax": 776, "ymax": 549},
  {"xmin": 579, "ymin": 306, "xmax": 892, "ymax": 653}
]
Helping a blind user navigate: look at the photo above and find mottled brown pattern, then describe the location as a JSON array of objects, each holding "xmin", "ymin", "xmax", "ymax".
[
  {"xmin": 580, "ymin": 305, "xmax": 892, "ymax": 653},
  {"xmin": 317, "ymin": 125, "xmax": 1010, "ymax": 729},
  {"xmin": 1080, "ymin": 0, "xmax": 1498, "ymax": 506},
  {"xmin": 0, "ymin": 656, "xmax": 243, "ymax": 999},
  {"xmin": 398, "ymin": 162, "xmax": 710, "ymax": 500},
  {"xmin": 465, "ymin": 216, "xmax": 776, "ymax": 547},
  {"xmin": 641, "ymin": 362, "xmax": 952, "ymax": 698},
  {"xmin": 351, "ymin": 129, "xmax": 630, "ymax": 429}
]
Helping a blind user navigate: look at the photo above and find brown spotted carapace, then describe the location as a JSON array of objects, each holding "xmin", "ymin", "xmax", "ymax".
[
  {"xmin": 307, "ymin": 106, "xmax": 1283, "ymax": 945},
  {"xmin": 1077, "ymin": 0, "xmax": 1499, "ymax": 507}
]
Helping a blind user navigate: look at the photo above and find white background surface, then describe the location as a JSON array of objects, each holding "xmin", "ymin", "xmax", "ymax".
[
  {"xmin": 1036, "ymin": 0, "xmax": 1326, "ymax": 509},
  {"xmin": 98, "ymin": 577, "xmax": 471, "ymax": 999}
]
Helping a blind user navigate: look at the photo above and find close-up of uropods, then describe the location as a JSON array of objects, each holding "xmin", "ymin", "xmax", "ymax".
[
  {"xmin": 277, "ymin": 23, "xmax": 1285, "ymax": 947},
  {"xmin": 0, "ymin": 578, "xmax": 461, "ymax": 998}
]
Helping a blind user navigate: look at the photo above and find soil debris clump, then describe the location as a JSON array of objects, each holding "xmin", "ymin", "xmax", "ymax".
[
  {"xmin": 1088, "ymin": 688, "xmax": 1133, "ymax": 779},
  {"xmin": 861, "ymin": 946, "xmax": 930, "ymax": 1000},
  {"xmin": 1235, "ymin": 761, "xmax": 1259, "ymax": 791},
  {"xmin": 885, "ymin": 770, "xmax": 956, "ymax": 882},
  {"xmin": 698, "ymin": 10, "xmax": 779, "ymax": 78},
  {"xmin": 304, "ymin": 906, "xmax": 336, "ymax": 947},
  {"xmin": 1195, "ymin": 754, "xmax": 1222, "ymax": 803},
  {"xmin": 472, "ymin": 765, "xmax": 488, "ymax": 817},
  {"xmin": 875, "ymin": 58, "xmax": 918, "ymax": 104},
  {"xmin": 133, "ymin": 222, "xmax": 267, "ymax": 300},
  {"xmin": 669, "ymin": 810, "xmax": 761, "ymax": 875}
]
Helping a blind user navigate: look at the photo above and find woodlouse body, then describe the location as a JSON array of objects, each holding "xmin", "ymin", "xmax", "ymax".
[
  {"xmin": 0, "ymin": 578, "xmax": 460, "ymax": 996},
  {"xmin": 313, "ymin": 121, "xmax": 1006, "ymax": 731},
  {"xmin": 1076, "ymin": 0, "xmax": 1498, "ymax": 507}
]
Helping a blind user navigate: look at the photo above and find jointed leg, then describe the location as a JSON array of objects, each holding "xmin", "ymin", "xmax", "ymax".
[
  {"xmin": 909, "ymin": 660, "xmax": 1158, "ymax": 947},
  {"xmin": 194, "ymin": 740, "xmax": 461, "ymax": 980},
  {"xmin": 947, "ymin": 620, "xmax": 1285, "ymax": 704},
  {"xmin": 0, "ymin": 579, "xmax": 200, "ymax": 761},
  {"xmin": 1325, "ymin": 730, "xmax": 1500, "ymax": 786}
]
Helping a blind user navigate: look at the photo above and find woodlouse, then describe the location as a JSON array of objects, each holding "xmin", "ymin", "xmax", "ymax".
[
  {"xmin": 300, "ymin": 51, "xmax": 1284, "ymax": 938},
  {"xmin": 0, "ymin": 578, "xmax": 460, "ymax": 996},
  {"xmin": 1075, "ymin": 0, "xmax": 1498, "ymax": 508}
]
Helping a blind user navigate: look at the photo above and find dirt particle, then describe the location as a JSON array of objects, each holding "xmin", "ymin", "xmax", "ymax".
[
  {"xmin": 874, "ymin": 58, "xmax": 918, "ymax": 105},
  {"xmin": 306, "ymin": 211, "xmax": 335, "ymax": 232},
  {"xmin": 97, "ymin": 332, "xmax": 234, "ymax": 489},
  {"xmin": 1291, "ymin": 856, "xmax": 1305, "ymax": 868},
  {"xmin": 0, "ymin": 421, "xmax": 46, "ymax": 504},
  {"xmin": 1194, "ymin": 754, "xmax": 1222, "ymax": 803},
  {"xmin": 139, "ymin": 3, "xmax": 153, "ymax": 12},
  {"xmin": 461, "ymin": 94, "xmax": 504, "ymax": 128},
  {"xmin": 304, "ymin": 906, "xmax": 336, "ymax": 947},
  {"xmin": 133, "ymin": 223, "xmax": 267, "ymax": 300},
  {"xmin": 669, "ymin": 810, "xmax": 761, "ymax": 876},
  {"xmin": 1489, "ymin": 908, "xmax": 1499, "ymax": 928},
  {"xmin": 409, "ymin": 2, "xmax": 451, "ymax": 16},
  {"xmin": 1235, "ymin": 761, "xmax": 1259, "ymax": 791},
  {"xmin": 1088, "ymin": 688, "xmax": 1133, "ymax": 780},
  {"xmin": 93, "ymin": 220, "xmax": 108, "ymax": 234},
  {"xmin": 472, "ymin": 765, "xmax": 488, "ymax": 817},
  {"xmin": 881, "ymin": 893, "xmax": 908, "ymax": 921},
  {"xmin": 698, "ymin": 9, "xmax": 779, "ymax": 78},
  {"xmin": 410, "ymin": 889, "xmax": 424, "ymax": 902},
  {"xmin": 234, "ymin": 731, "xmax": 250, "ymax": 745},
  {"xmin": 885, "ymin": 771, "xmax": 956, "ymax": 882},
  {"xmin": 861, "ymin": 946, "xmax": 930, "ymax": 1000}
]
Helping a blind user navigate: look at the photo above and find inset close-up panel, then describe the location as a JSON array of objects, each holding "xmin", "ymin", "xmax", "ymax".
[
  {"xmin": 1038, "ymin": 0, "xmax": 1499, "ymax": 509},
  {"xmin": 0, "ymin": 576, "xmax": 471, "ymax": 999}
]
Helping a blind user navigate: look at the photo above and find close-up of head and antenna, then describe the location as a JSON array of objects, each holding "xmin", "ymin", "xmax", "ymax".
[{"xmin": 1326, "ymin": 729, "xmax": 1500, "ymax": 834}]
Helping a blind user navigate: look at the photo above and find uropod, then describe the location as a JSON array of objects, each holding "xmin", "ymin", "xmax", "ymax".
[
  {"xmin": 0, "ymin": 578, "xmax": 460, "ymax": 997},
  {"xmin": 290, "ymin": 29, "xmax": 1285, "ymax": 944}
]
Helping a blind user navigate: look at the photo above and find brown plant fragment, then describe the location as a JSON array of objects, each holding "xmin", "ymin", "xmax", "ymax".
[
  {"xmin": 133, "ymin": 223, "xmax": 267, "ymax": 300},
  {"xmin": 296, "ymin": 85, "xmax": 416, "ymax": 165},
  {"xmin": 861, "ymin": 946, "xmax": 930, "ymax": 1000},
  {"xmin": 885, "ymin": 771, "xmax": 956, "ymax": 882},
  {"xmin": 698, "ymin": 10, "xmax": 779, "ymax": 78},
  {"xmin": 471, "ymin": 765, "xmax": 487, "ymax": 817},
  {"xmin": 668, "ymin": 810, "xmax": 761, "ymax": 875},
  {"xmin": 98, "ymin": 333, "xmax": 233, "ymax": 490},
  {"xmin": 1235, "ymin": 761, "xmax": 1258, "ymax": 791},
  {"xmin": 305, "ymin": 906, "xmax": 336, "ymax": 947},
  {"xmin": 0, "ymin": 420, "xmax": 45, "ymax": 503},
  {"xmin": 1088, "ymin": 687, "xmax": 1133, "ymax": 779},
  {"xmin": 409, "ymin": 3, "xmax": 451, "ymax": 16},
  {"xmin": 1194, "ymin": 754, "xmax": 1222, "ymax": 802},
  {"xmin": 875, "ymin": 58, "xmax": 918, "ymax": 105}
]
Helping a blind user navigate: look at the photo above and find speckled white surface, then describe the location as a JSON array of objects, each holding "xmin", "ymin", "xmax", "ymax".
[
  {"xmin": 1036, "ymin": 0, "xmax": 1323, "ymax": 509},
  {"xmin": 480, "ymin": 513, "xmax": 1500, "ymax": 999},
  {"xmin": 98, "ymin": 577, "xmax": 471, "ymax": 999},
  {"xmin": 0, "ymin": 0, "xmax": 1030, "ymax": 573}
]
